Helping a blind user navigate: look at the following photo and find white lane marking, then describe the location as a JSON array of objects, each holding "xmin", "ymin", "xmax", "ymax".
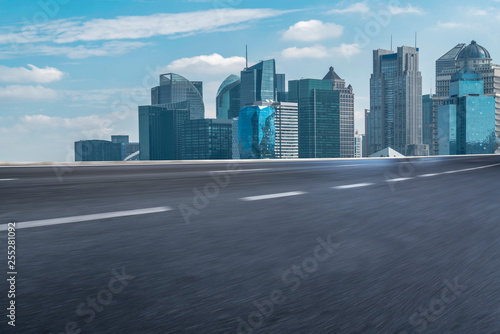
[
  {"xmin": 0, "ymin": 207, "xmax": 172, "ymax": 231},
  {"xmin": 332, "ymin": 183, "xmax": 374, "ymax": 189},
  {"xmin": 333, "ymin": 164, "xmax": 361, "ymax": 167},
  {"xmin": 386, "ymin": 177, "xmax": 414, "ymax": 183},
  {"xmin": 0, "ymin": 178, "xmax": 17, "ymax": 181},
  {"xmin": 240, "ymin": 191, "xmax": 307, "ymax": 201},
  {"xmin": 210, "ymin": 169, "xmax": 269, "ymax": 174},
  {"xmin": 418, "ymin": 163, "xmax": 500, "ymax": 178}
]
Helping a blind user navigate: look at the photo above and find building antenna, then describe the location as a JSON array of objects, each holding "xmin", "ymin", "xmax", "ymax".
[{"xmin": 245, "ymin": 45, "xmax": 248, "ymax": 69}]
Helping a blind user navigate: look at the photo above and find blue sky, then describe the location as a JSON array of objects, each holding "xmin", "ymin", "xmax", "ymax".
[{"xmin": 0, "ymin": 0, "xmax": 499, "ymax": 161}]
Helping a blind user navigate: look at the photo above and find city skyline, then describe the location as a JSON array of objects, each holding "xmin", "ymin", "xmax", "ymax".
[{"xmin": 2, "ymin": 0, "xmax": 500, "ymax": 161}]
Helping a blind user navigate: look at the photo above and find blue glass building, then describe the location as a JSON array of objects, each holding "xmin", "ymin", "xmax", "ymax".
[
  {"xmin": 238, "ymin": 106, "xmax": 275, "ymax": 159},
  {"xmin": 216, "ymin": 74, "xmax": 241, "ymax": 120},
  {"xmin": 240, "ymin": 60, "xmax": 277, "ymax": 109},
  {"xmin": 438, "ymin": 73, "xmax": 496, "ymax": 155},
  {"xmin": 74, "ymin": 140, "xmax": 122, "ymax": 162}
]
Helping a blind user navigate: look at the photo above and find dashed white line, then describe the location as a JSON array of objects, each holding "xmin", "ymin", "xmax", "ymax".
[
  {"xmin": 0, "ymin": 178, "xmax": 17, "ymax": 181},
  {"xmin": 0, "ymin": 207, "xmax": 172, "ymax": 231},
  {"xmin": 332, "ymin": 183, "xmax": 374, "ymax": 189},
  {"xmin": 386, "ymin": 177, "xmax": 414, "ymax": 183},
  {"xmin": 240, "ymin": 191, "xmax": 307, "ymax": 201},
  {"xmin": 210, "ymin": 169, "xmax": 269, "ymax": 174},
  {"xmin": 419, "ymin": 173, "xmax": 439, "ymax": 177}
]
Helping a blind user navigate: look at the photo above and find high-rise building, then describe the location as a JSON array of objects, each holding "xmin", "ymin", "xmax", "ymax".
[
  {"xmin": 255, "ymin": 101, "xmax": 298, "ymax": 159},
  {"xmin": 151, "ymin": 73, "xmax": 205, "ymax": 119},
  {"xmin": 422, "ymin": 94, "xmax": 434, "ymax": 148},
  {"xmin": 434, "ymin": 40, "xmax": 500, "ymax": 154},
  {"xmin": 289, "ymin": 79, "xmax": 340, "ymax": 158},
  {"xmin": 238, "ymin": 105, "xmax": 275, "ymax": 159},
  {"xmin": 323, "ymin": 66, "xmax": 355, "ymax": 158},
  {"xmin": 180, "ymin": 119, "xmax": 233, "ymax": 160},
  {"xmin": 438, "ymin": 72, "xmax": 496, "ymax": 155},
  {"xmin": 138, "ymin": 103, "xmax": 190, "ymax": 160},
  {"xmin": 216, "ymin": 74, "xmax": 241, "ymax": 120},
  {"xmin": 354, "ymin": 130, "xmax": 363, "ymax": 158},
  {"xmin": 367, "ymin": 46, "xmax": 426, "ymax": 156},
  {"xmin": 240, "ymin": 59, "xmax": 277, "ymax": 109},
  {"xmin": 74, "ymin": 140, "xmax": 122, "ymax": 162}
]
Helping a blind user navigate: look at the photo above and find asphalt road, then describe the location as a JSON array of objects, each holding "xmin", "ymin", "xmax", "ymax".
[{"xmin": 1, "ymin": 156, "xmax": 500, "ymax": 334}]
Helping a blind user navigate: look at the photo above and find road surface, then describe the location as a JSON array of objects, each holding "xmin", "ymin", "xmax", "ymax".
[{"xmin": 1, "ymin": 155, "xmax": 500, "ymax": 333}]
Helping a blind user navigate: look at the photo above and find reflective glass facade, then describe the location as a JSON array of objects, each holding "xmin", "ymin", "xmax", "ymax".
[
  {"xmin": 289, "ymin": 79, "xmax": 340, "ymax": 158},
  {"xmin": 216, "ymin": 75, "xmax": 241, "ymax": 120},
  {"xmin": 238, "ymin": 106, "xmax": 275, "ymax": 159},
  {"xmin": 151, "ymin": 73, "xmax": 205, "ymax": 120},
  {"xmin": 180, "ymin": 119, "xmax": 233, "ymax": 160},
  {"xmin": 240, "ymin": 60, "xmax": 277, "ymax": 109},
  {"xmin": 438, "ymin": 74, "xmax": 496, "ymax": 155}
]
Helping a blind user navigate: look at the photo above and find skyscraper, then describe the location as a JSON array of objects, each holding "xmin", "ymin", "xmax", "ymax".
[
  {"xmin": 434, "ymin": 40, "xmax": 500, "ymax": 154},
  {"xmin": 289, "ymin": 79, "xmax": 340, "ymax": 158},
  {"xmin": 367, "ymin": 46, "xmax": 426, "ymax": 156},
  {"xmin": 240, "ymin": 59, "xmax": 277, "ymax": 109},
  {"xmin": 354, "ymin": 130, "xmax": 363, "ymax": 158},
  {"xmin": 323, "ymin": 66, "xmax": 355, "ymax": 158},
  {"xmin": 216, "ymin": 74, "xmax": 241, "ymax": 120},
  {"xmin": 151, "ymin": 73, "xmax": 205, "ymax": 120},
  {"xmin": 180, "ymin": 119, "xmax": 233, "ymax": 160},
  {"xmin": 138, "ymin": 103, "xmax": 190, "ymax": 160},
  {"xmin": 438, "ymin": 72, "xmax": 496, "ymax": 155},
  {"xmin": 238, "ymin": 105, "xmax": 275, "ymax": 159}
]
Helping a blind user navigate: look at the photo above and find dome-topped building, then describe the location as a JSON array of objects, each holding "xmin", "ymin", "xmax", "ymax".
[{"xmin": 457, "ymin": 40, "xmax": 491, "ymax": 60}]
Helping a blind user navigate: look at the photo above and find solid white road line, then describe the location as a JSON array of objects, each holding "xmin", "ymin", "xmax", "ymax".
[
  {"xmin": 332, "ymin": 183, "xmax": 374, "ymax": 189},
  {"xmin": 417, "ymin": 163, "xmax": 500, "ymax": 178},
  {"xmin": 210, "ymin": 169, "xmax": 269, "ymax": 174},
  {"xmin": 240, "ymin": 191, "xmax": 307, "ymax": 201},
  {"xmin": 419, "ymin": 173, "xmax": 439, "ymax": 177},
  {"xmin": 386, "ymin": 177, "xmax": 414, "ymax": 183},
  {"xmin": 0, "ymin": 178, "xmax": 17, "ymax": 181},
  {"xmin": 0, "ymin": 207, "xmax": 172, "ymax": 231}
]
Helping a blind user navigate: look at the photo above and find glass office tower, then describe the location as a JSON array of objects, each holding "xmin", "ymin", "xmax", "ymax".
[
  {"xmin": 138, "ymin": 103, "xmax": 190, "ymax": 160},
  {"xmin": 151, "ymin": 73, "xmax": 205, "ymax": 120},
  {"xmin": 438, "ymin": 73, "xmax": 496, "ymax": 155},
  {"xmin": 216, "ymin": 74, "xmax": 241, "ymax": 120},
  {"xmin": 181, "ymin": 119, "xmax": 233, "ymax": 160},
  {"xmin": 238, "ymin": 106, "xmax": 276, "ymax": 159},
  {"xmin": 240, "ymin": 60, "xmax": 277, "ymax": 109},
  {"xmin": 289, "ymin": 79, "xmax": 340, "ymax": 158}
]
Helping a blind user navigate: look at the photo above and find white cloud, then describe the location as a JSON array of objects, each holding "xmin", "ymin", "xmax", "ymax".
[
  {"xmin": 282, "ymin": 20, "xmax": 343, "ymax": 42},
  {"xmin": 282, "ymin": 44, "xmax": 361, "ymax": 60},
  {"xmin": 333, "ymin": 43, "xmax": 361, "ymax": 58},
  {"xmin": 0, "ymin": 64, "xmax": 64, "ymax": 83},
  {"xmin": 0, "ymin": 85, "xmax": 59, "ymax": 101},
  {"xmin": 388, "ymin": 4, "xmax": 424, "ymax": 15},
  {"xmin": 1, "ymin": 9, "xmax": 290, "ymax": 45},
  {"xmin": 328, "ymin": 2, "xmax": 370, "ymax": 15},
  {"xmin": 163, "ymin": 53, "xmax": 246, "ymax": 76},
  {"xmin": 0, "ymin": 41, "xmax": 148, "ymax": 59},
  {"xmin": 436, "ymin": 21, "xmax": 470, "ymax": 29},
  {"xmin": 282, "ymin": 45, "xmax": 329, "ymax": 59}
]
